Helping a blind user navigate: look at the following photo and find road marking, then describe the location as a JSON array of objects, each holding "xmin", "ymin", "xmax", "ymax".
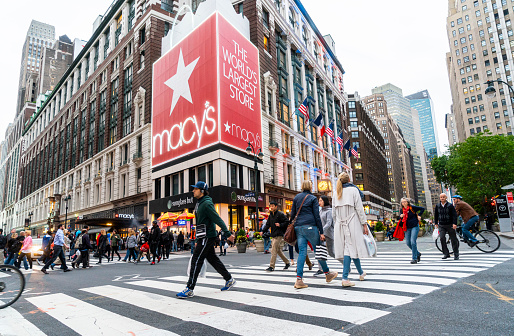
[
  {"xmin": 225, "ymin": 268, "xmax": 456, "ymax": 286},
  {"xmin": 81, "ymin": 285, "xmax": 347, "ymax": 336},
  {"xmin": 127, "ymin": 279, "xmax": 390, "ymax": 325},
  {"xmin": 0, "ymin": 306, "xmax": 46, "ymax": 336},
  {"xmin": 161, "ymin": 273, "xmax": 413, "ymax": 306},
  {"xmin": 26, "ymin": 293, "xmax": 179, "ymax": 335},
  {"xmin": 465, "ymin": 282, "xmax": 514, "ymax": 305}
]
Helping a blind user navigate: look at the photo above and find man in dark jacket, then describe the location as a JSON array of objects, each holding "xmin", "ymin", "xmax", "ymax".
[
  {"xmin": 262, "ymin": 201, "xmax": 290, "ymax": 272},
  {"xmin": 136, "ymin": 227, "xmax": 151, "ymax": 263},
  {"xmin": 434, "ymin": 193, "xmax": 459, "ymax": 260},
  {"xmin": 177, "ymin": 181, "xmax": 235, "ymax": 299},
  {"xmin": 0, "ymin": 229, "xmax": 6, "ymax": 258},
  {"xmin": 162, "ymin": 227, "xmax": 172, "ymax": 259},
  {"xmin": 149, "ymin": 221, "xmax": 161, "ymax": 264}
]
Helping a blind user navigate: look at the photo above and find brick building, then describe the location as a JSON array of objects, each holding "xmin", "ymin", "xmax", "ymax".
[
  {"xmin": 15, "ymin": 0, "xmax": 178, "ymax": 234},
  {"xmin": 346, "ymin": 93, "xmax": 391, "ymax": 222}
]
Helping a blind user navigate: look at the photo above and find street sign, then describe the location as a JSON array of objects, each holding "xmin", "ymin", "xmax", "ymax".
[
  {"xmin": 507, "ymin": 192, "xmax": 513, "ymax": 203},
  {"xmin": 495, "ymin": 195, "xmax": 510, "ymax": 218}
]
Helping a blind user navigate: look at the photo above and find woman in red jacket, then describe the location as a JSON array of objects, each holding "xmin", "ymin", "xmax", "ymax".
[{"xmin": 399, "ymin": 198, "xmax": 425, "ymax": 264}]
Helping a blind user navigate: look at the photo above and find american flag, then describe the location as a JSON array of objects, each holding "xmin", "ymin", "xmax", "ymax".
[
  {"xmin": 296, "ymin": 98, "xmax": 309, "ymax": 123},
  {"xmin": 325, "ymin": 120, "xmax": 335, "ymax": 139},
  {"xmin": 350, "ymin": 145, "xmax": 359, "ymax": 158},
  {"xmin": 336, "ymin": 131, "xmax": 344, "ymax": 146}
]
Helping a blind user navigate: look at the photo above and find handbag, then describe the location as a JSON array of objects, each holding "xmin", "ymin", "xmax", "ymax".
[
  {"xmin": 315, "ymin": 241, "xmax": 328, "ymax": 260},
  {"xmin": 284, "ymin": 195, "xmax": 309, "ymax": 245},
  {"xmin": 393, "ymin": 220, "xmax": 406, "ymax": 241},
  {"xmin": 364, "ymin": 233, "xmax": 377, "ymax": 257},
  {"xmin": 196, "ymin": 224, "xmax": 206, "ymax": 240}
]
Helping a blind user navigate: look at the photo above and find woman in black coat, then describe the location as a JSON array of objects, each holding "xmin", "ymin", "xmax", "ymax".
[{"xmin": 96, "ymin": 229, "xmax": 110, "ymax": 264}]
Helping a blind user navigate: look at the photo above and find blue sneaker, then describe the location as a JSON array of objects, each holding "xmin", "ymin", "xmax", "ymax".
[
  {"xmin": 221, "ymin": 278, "xmax": 236, "ymax": 291},
  {"xmin": 176, "ymin": 288, "xmax": 194, "ymax": 299}
]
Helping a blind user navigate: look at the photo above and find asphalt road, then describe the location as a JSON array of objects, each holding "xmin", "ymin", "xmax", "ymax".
[{"xmin": 2, "ymin": 235, "xmax": 514, "ymax": 336}]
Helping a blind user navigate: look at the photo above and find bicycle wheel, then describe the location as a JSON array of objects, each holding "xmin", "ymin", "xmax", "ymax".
[
  {"xmin": 435, "ymin": 236, "xmax": 454, "ymax": 254},
  {"xmin": 474, "ymin": 230, "xmax": 501, "ymax": 253},
  {"xmin": 0, "ymin": 264, "xmax": 25, "ymax": 309}
]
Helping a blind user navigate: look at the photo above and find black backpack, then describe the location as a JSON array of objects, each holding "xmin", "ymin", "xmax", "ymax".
[{"xmin": 162, "ymin": 232, "xmax": 171, "ymax": 243}]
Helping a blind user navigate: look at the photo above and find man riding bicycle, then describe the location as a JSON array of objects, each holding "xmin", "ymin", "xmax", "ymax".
[{"xmin": 452, "ymin": 195, "xmax": 480, "ymax": 247}]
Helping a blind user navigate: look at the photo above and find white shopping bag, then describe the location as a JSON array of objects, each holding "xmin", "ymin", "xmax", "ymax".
[
  {"xmin": 364, "ymin": 232, "xmax": 377, "ymax": 257},
  {"xmin": 432, "ymin": 228, "xmax": 439, "ymax": 241},
  {"xmin": 224, "ymin": 242, "xmax": 229, "ymax": 249},
  {"xmin": 186, "ymin": 255, "xmax": 207, "ymax": 278}
]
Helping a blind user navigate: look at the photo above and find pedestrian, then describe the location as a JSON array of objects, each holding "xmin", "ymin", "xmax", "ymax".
[
  {"xmin": 3, "ymin": 229, "xmax": 16, "ymax": 259},
  {"xmin": 16, "ymin": 231, "xmax": 30, "ymax": 269},
  {"xmin": 452, "ymin": 195, "xmax": 480, "ymax": 248},
  {"xmin": 38, "ymin": 230, "xmax": 53, "ymax": 266},
  {"xmin": 485, "ymin": 213, "xmax": 495, "ymax": 231},
  {"xmin": 434, "ymin": 193, "xmax": 459, "ymax": 260},
  {"xmin": 162, "ymin": 227, "xmax": 172, "ymax": 259},
  {"xmin": 177, "ymin": 231, "xmax": 184, "ymax": 251},
  {"xmin": 0, "ymin": 229, "xmax": 6, "ymax": 258},
  {"xmin": 135, "ymin": 227, "xmax": 151, "ymax": 263},
  {"xmin": 15, "ymin": 230, "xmax": 33, "ymax": 270},
  {"xmin": 149, "ymin": 221, "xmax": 162, "ymax": 264},
  {"xmin": 262, "ymin": 201, "xmax": 290, "ymax": 272},
  {"xmin": 218, "ymin": 230, "xmax": 227, "ymax": 256},
  {"xmin": 314, "ymin": 195, "xmax": 339, "ymax": 277},
  {"xmin": 399, "ymin": 198, "xmax": 425, "ymax": 264},
  {"xmin": 63, "ymin": 229, "xmax": 72, "ymax": 261},
  {"xmin": 176, "ymin": 181, "xmax": 236, "ymax": 299},
  {"xmin": 110, "ymin": 229, "xmax": 122, "ymax": 261},
  {"xmin": 4, "ymin": 232, "xmax": 20, "ymax": 265},
  {"xmin": 332, "ymin": 172, "xmax": 371, "ymax": 287},
  {"xmin": 123, "ymin": 228, "xmax": 138, "ymax": 262},
  {"xmin": 72, "ymin": 226, "xmax": 93, "ymax": 269},
  {"xmin": 96, "ymin": 229, "xmax": 110, "ymax": 264},
  {"xmin": 172, "ymin": 231, "xmax": 178, "ymax": 252},
  {"xmin": 260, "ymin": 218, "xmax": 271, "ymax": 254},
  {"xmin": 41, "ymin": 224, "xmax": 72, "ymax": 274},
  {"xmin": 290, "ymin": 180, "xmax": 338, "ymax": 289}
]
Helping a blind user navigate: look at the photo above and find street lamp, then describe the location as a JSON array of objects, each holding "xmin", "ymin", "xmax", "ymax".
[
  {"xmin": 63, "ymin": 195, "xmax": 71, "ymax": 229},
  {"xmin": 246, "ymin": 142, "xmax": 263, "ymax": 230},
  {"xmin": 485, "ymin": 79, "xmax": 514, "ymax": 99},
  {"xmin": 26, "ymin": 211, "xmax": 33, "ymax": 229}
]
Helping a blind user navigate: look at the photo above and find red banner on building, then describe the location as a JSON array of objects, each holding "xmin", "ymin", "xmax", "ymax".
[
  {"xmin": 152, "ymin": 13, "xmax": 262, "ymax": 168},
  {"xmin": 507, "ymin": 192, "xmax": 513, "ymax": 203}
]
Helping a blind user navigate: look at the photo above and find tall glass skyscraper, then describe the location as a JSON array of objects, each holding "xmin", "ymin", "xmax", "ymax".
[{"xmin": 406, "ymin": 90, "xmax": 440, "ymax": 160}]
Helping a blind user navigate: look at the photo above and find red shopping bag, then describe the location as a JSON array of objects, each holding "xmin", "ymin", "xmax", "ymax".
[{"xmin": 393, "ymin": 221, "xmax": 406, "ymax": 241}]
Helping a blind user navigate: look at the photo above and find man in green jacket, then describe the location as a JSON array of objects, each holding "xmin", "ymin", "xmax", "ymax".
[{"xmin": 177, "ymin": 181, "xmax": 235, "ymax": 299}]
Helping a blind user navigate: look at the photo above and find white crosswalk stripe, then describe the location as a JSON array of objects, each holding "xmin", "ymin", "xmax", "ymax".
[{"xmin": 1, "ymin": 251, "xmax": 512, "ymax": 335}]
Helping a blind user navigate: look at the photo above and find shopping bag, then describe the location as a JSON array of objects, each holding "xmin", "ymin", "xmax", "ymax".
[
  {"xmin": 393, "ymin": 221, "xmax": 405, "ymax": 241},
  {"xmin": 224, "ymin": 242, "xmax": 229, "ymax": 249},
  {"xmin": 432, "ymin": 228, "xmax": 439, "ymax": 241},
  {"xmin": 186, "ymin": 255, "xmax": 207, "ymax": 278},
  {"xmin": 315, "ymin": 242, "xmax": 328, "ymax": 260},
  {"xmin": 364, "ymin": 233, "xmax": 377, "ymax": 257}
]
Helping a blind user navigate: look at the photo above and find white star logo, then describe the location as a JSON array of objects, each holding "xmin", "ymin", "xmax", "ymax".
[
  {"xmin": 164, "ymin": 49, "xmax": 200, "ymax": 116},
  {"xmin": 224, "ymin": 122, "xmax": 231, "ymax": 133}
]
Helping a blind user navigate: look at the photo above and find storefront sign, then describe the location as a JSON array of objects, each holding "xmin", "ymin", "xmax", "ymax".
[
  {"xmin": 152, "ymin": 12, "xmax": 261, "ymax": 168},
  {"xmin": 507, "ymin": 192, "xmax": 513, "ymax": 203},
  {"xmin": 317, "ymin": 179, "xmax": 332, "ymax": 192},
  {"xmin": 116, "ymin": 214, "xmax": 135, "ymax": 219},
  {"xmin": 177, "ymin": 220, "xmax": 188, "ymax": 226}
]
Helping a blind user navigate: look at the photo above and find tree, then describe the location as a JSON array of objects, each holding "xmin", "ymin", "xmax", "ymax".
[{"xmin": 431, "ymin": 132, "xmax": 514, "ymax": 209}]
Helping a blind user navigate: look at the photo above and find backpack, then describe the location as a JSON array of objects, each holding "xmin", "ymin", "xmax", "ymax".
[
  {"xmin": 77, "ymin": 233, "xmax": 86, "ymax": 249},
  {"xmin": 162, "ymin": 232, "xmax": 170, "ymax": 243}
]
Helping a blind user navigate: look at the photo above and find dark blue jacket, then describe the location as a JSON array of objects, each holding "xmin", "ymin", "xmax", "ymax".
[
  {"xmin": 401, "ymin": 205, "xmax": 425, "ymax": 229},
  {"xmin": 290, "ymin": 191, "xmax": 323, "ymax": 234}
]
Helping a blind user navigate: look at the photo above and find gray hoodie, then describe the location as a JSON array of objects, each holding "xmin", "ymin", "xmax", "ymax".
[{"xmin": 320, "ymin": 206, "xmax": 334, "ymax": 240}]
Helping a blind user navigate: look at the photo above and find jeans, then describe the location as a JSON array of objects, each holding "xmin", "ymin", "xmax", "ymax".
[
  {"xmin": 4, "ymin": 252, "xmax": 16, "ymax": 265},
  {"xmin": 404, "ymin": 226, "xmax": 421, "ymax": 261},
  {"xmin": 263, "ymin": 237, "xmax": 271, "ymax": 252},
  {"xmin": 123, "ymin": 248, "xmax": 138, "ymax": 261},
  {"xmin": 16, "ymin": 252, "xmax": 32, "ymax": 269},
  {"xmin": 462, "ymin": 215, "xmax": 479, "ymax": 243},
  {"xmin": 295, "ymin": 226, "xmax": 329, "ymax": 279},
  {"xmin": 342, "ymin": 256, "xmax": 363, "ymax": 280},
  {"xmin": 172, "ymin": 241, "xmax": 177, "ymax": 252}
]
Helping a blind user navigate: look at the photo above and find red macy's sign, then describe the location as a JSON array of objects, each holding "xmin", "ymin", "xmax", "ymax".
[{"xmin": 152, "ymin": 12, "xmax": 262, "ymax": 168}]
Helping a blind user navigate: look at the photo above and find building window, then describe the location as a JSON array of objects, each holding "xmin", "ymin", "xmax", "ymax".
[
  {"xmin": 262, "ymin": 9, "xmax": 269, "ymax": 29},
  {"xmin": 354, "ymin": 162, "xmax": 362, "ymax": 169}
]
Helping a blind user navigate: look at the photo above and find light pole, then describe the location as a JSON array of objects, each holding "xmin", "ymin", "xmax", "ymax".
[
  {"xmin": 26, "ymin": 211, "xmax": 33, "ymax": 229},
  {"xmin": 485, "ymin": 79, "xmax": 514, "ymax": 129},
  {"xmin": 246, "ymin": 142, "xmax": 264, "ymax": 230},
  {"xmin": 63, "ymin": 195, "xmax": 71, "ymax": 229}
]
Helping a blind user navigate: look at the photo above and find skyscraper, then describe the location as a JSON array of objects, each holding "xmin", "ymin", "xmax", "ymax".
[
  {"xmin": 372, "ymin": 83, "xmax": 431, "ymax": 209},
  {"xmin": 406, "ymin": 90, "xmax": 440, "ymax": 160},
  {"xmin": 446, "ymin": 0, "xmax": 514, "ymax": 142},
  {"xmin": 17, "ymin": 20, "xmax": 56, "ymax": 114}
]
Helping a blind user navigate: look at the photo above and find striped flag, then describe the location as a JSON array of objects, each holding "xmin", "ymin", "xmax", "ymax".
[
  {"xmin": 325, "ymin": 120, "xmax": 335, "ymax": 139},
  {"xmin": 343, "ymin": 163, "xmax": 352, "ymax": 171},
  {"xmin": 350, "ymin": 145, "xmax": 359, "ymax": 158},
  {"xmin": 336, "ymin": 132, "xmax": 344, "ymax": 146},
  {"xmin": 296, "ymin": 98, "xmax": 309, "ymax": 123}
]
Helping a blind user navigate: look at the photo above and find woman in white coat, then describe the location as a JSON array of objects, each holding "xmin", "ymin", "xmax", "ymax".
[{"xmin": 332, "ymin": 172, "xmax": 370, "ymax": 287}]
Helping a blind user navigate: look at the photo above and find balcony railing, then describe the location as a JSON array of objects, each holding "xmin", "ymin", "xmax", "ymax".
[
  {"xmin": 119, "ymin": 159, "xmax": 128, "ymax": 167},
  {"xmin": 133, "ymin": 151, "xmax": 143, "ymax": 160},
  {"xmin": 268, "ymin": 139, "xmax": 279, "ymax": 149}
]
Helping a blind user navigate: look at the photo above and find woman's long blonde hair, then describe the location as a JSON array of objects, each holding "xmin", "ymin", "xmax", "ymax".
[
  {"xmin": 128, "ymin": 228, "xmax": 135, "ymax": 236},
  {"xmin": 336, "ymin": 172, "xmax": 350, "ymax": 199}
]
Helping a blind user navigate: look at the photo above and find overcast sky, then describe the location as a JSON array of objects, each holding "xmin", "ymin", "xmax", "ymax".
[{"xmin": 0, "ymin": 0, "xmax": 451, "ymax": 151}]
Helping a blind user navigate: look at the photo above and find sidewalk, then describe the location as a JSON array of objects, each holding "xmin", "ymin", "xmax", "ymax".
[{"xmin": 498, "ymin": 231, "xmax": 514, "ymax": 239}]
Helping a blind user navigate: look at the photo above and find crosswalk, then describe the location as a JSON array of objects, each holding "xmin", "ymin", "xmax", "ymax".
[{"xmin": 1, "ymin": 251, "xmax": 513, "ymax": 335}]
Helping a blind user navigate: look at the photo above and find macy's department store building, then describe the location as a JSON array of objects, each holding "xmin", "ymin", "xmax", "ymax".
[{"xmin": 149, "ymin": 2, "xmax": 265, "ymax": 232}]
